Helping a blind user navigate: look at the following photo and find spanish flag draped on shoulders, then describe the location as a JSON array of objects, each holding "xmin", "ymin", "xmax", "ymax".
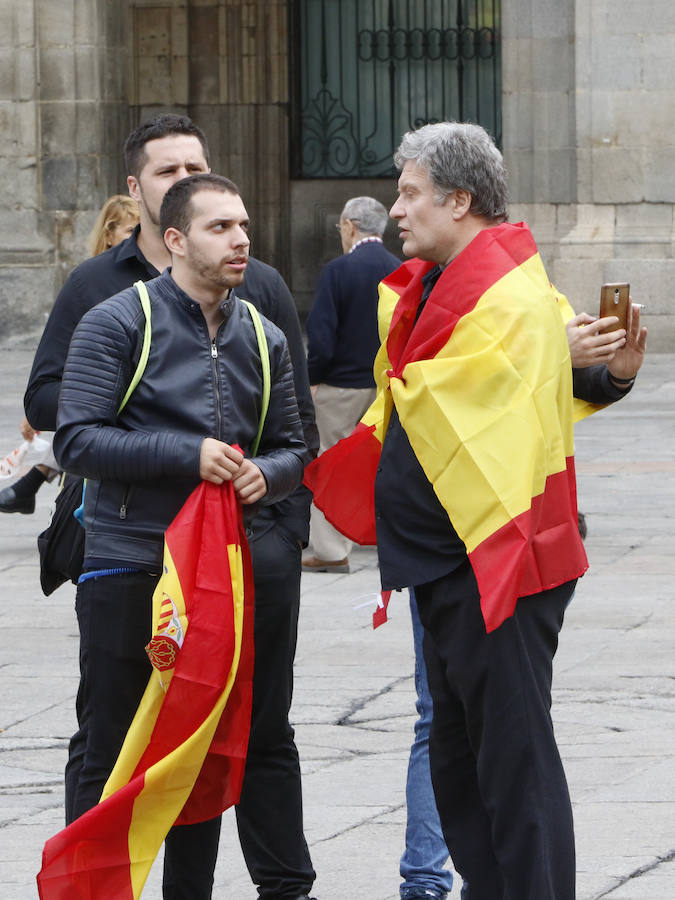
[{"xmin": 304, "ymin": 221, "xmax": 589, "ymax": 632}]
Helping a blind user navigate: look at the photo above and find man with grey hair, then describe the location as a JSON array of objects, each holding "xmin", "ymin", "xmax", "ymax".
[
  {"xmin": 306, "ymin": 122, "xmax": 646, "ymax": 900},
  {"xmin": 309, "ymin": 122, "xmax": 590, "ymax": 898},
  {"xmin": 377, "ymin": 123, "xmax": 581, "ymax": 897},
  {"xmin": 302, "ymin": 196, "xmax": 399, "ymax": 573},
  {"xmin": 377, "ymin": 121, "xmax": 646, "ymax": 899}
]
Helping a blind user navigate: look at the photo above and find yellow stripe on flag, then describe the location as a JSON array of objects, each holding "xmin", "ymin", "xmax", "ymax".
[
  {"xmin": 358, "ymin": 280, "xmax": 399, "ymax": 442},
  {"xmin": 101, "ymin": 547, "xmax": 187, "ymax": 801},
  {"xmin": 97, "ymin": 540, "xmax": 245, "ymax": 899},
  {"xmin": 125, "ymin": 542, "xmax": 245, "ymax": 898},
  {"xmin": 393, "ymin": 254, "xmax": 575, "ymax": 552}
]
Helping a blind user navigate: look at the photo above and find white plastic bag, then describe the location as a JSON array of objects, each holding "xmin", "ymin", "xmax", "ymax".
[
  {"xmin": 0, "ymin": 434, "xmax": 53, "ymax": 478},
  {"xmin": 0, "ymin": 441, "xmax": 29, "ymax": 478},
  {"xmin": 25, "ymin": 434, "xmax": 52, "ymax": 464}
]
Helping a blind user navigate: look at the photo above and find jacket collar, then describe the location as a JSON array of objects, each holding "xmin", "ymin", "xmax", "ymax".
[{"xmin": 153, "ymin": 269, "xmax": 238, "ymax": 321}]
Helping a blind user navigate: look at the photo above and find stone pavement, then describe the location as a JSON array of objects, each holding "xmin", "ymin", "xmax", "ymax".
[{"xmin": 0, "ymin": 341, "xmax": 673, "ymax": 900}]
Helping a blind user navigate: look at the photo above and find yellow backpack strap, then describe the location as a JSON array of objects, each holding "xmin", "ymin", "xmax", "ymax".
[
  {"xmin": 242, "ymin": 300, "xmax": 270, "ymax": 457},
  {"xmin": 76, "ymin": 280, "xmax": 153, "ymax": 522},
  {"xmin": 118, "ymin": 281, "xmax": 153, "ymax": 414}
]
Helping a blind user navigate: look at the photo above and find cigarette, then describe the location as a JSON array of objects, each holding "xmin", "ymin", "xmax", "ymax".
[{"xmin": 632, "ymin": 303, "xmax": 646, "ymax": 309}]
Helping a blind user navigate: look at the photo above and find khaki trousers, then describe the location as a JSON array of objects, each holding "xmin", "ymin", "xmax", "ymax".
[{"xmin": 310, "ymin": 383, "xmax": 376, "ymax": 560}]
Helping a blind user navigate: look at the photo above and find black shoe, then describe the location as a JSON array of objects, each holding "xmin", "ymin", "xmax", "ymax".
[{"xmin": 0, "ymin": 485, "xmax": 36, "ymax": 514}]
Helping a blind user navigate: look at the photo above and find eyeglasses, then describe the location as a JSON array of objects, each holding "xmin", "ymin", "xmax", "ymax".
[{"xmin": 335, "ymin": 221, "xmax": 344, "ymax": 231}]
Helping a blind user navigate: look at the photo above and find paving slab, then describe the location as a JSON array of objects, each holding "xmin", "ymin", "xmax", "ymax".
[{"xmin": 0, "ymin": 346, "xmax": 673, "ymax": 899}]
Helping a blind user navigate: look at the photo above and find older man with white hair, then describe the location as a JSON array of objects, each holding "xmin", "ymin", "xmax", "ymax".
[{"xmin": 303, "ymin": 196, "xmax": 399, "ymax": 573}]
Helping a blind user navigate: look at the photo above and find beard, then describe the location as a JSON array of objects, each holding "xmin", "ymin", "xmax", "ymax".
[{"xmin": 186, "ymin": 239, "xmax": 247, "ymax": 290}]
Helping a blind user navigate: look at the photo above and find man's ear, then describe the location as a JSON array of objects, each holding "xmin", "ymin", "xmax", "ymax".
[
  {"xmin": 163, "ymin": 226, "xmax": 185, "ymax": 257},
  {"xmin": 345, "ymin": 220, "xmax": 359, "ymax": 247},
  {"xmin": 450, "ymin": 189, "xmax": 472, "ymax": 220},
  {"xmin": 127, "ymin": 174, "xmax": 140, "ymax": 201}
]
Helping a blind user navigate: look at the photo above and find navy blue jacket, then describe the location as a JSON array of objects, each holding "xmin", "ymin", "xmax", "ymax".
[{"xmin": 306, "ymin": 240, "xmax": 400, "ymax": 388}]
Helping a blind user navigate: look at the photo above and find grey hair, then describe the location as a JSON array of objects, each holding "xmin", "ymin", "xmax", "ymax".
[
  {"xmin": 341, "ymin": 196, "xmax": 389, "ymax": 236},
  {"xmin": 393, "ymin": 122, "xmax": 508, "ymax": 221}
]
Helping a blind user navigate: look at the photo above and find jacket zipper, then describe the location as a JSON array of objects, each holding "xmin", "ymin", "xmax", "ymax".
[
  {"xmin": 120, "ymin": 485, "xmax": 133, "ymax": 519},
  {"xmin": 210, "ymin": 330, "xmax": 223, "ymax": 440}
]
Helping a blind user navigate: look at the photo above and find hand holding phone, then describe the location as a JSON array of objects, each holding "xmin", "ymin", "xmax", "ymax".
[{"xmin": 598, "ymin": 283, "xmax": 630, "ymax": 333}]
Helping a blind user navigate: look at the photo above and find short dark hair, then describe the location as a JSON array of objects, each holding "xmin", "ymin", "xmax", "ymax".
[
  {"xmin": 159, "ymin": 173, "xmax": 241, "ymax": 238},
  {"xmin": 124, "ymin": 114, "xmax": 210, "ymax": 179}
]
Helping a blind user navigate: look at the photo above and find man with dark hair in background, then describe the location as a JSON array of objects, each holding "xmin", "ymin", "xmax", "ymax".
[{"xmin": 25, "ymin": 117, "xmax": 319, "ymax": 900}]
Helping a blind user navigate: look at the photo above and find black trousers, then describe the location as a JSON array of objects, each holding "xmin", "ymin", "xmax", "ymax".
[
  {"xmin": 65, "ymin": 515, "xmax": 314, "ymax": 900},
  {"xmin": 415, "ymin": 560, "xmax": 576, "ymax": 900},
  {"xmin": 236, "ymin": 511, "xmax": 315, "ymax": 898}
]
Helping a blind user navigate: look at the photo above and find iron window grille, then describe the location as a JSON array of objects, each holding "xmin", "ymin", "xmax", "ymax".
[{"xmin": 291, "ymin": 0, "xmax": 502, "ymax": 178}]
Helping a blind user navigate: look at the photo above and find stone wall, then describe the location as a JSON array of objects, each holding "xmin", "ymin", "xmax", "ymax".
[
  {"xmin": 0, "ymin": 0, "xmax": 131, "ymax": 341},
  {"xmin": 0, "ymin": 0, "xmax": 292, "ymax": 342},
  {"xmin": 1, "ymin": 0, "xmax": 674, "ymax": 348},
  {"xmin": 502, "ymin": 0, "xmax": 675, "ymax": 350},
  {"xmin": 129, "ymin": 0, "xmax": 292, "ymax": 278},
  {"xmin": 289, "ymin": 180, "xmax": 404, "ymax": 317}
]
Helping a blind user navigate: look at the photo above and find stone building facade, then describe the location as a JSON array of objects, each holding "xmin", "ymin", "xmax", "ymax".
[{"xmin": 1, "ymin": 0, "xmax": 674, "ymax": 346}]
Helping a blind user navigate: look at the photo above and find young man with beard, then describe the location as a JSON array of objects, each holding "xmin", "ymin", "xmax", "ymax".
[
  {"xmin": 27, "ymin": 119, "xmax": 319, "ymax": 900},
  {"xmin": 52, "ymin": 173, "xmax": 311, "ymax": 899}
]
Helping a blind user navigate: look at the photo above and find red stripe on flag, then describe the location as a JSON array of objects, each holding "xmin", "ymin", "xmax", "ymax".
[
  {"xmin": 130, "ymin": 486, "xmax": 252, "ymax": 824},
  {"xmin": 373, "ymin": 590, "xmax": 391, "ymax": 629},
  {"xmin": 37, "ymin": 778, "xmax": 143, "ymax": 900},
  {"xmin": 176, "ymin": 519, "xmax": 255, "ymax": 825},
  {"xmin": 383, "ymin": 258, "xmax": 435, "ymax": 365},
  {"xmin": 304, "ymin": 422, "xmax": 381, "ymax": 545},
  {"xmin": 469, "ymin": 459, "xmax": 589, "ymax": 632},
  {"xmin": 384, "ymin": 223, "xmax": 539, "ymax": 373}
]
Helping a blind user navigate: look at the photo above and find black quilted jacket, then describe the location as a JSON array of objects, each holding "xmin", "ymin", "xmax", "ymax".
[{"xmin": 54, "ymin": 270, "xmax": 308, "ymax": 571}]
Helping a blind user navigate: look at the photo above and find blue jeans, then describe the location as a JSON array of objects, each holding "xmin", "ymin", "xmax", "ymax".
[{"xmin": 400, "ymin": 589, "xmax": 454, "ymax": 899}]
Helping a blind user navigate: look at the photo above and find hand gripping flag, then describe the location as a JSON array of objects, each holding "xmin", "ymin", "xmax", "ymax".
[
  {"xmin": 37, "ymin": 480, "xmax": 254, "ymax": 900},
  {"xmin": 305, "ymin": 222, "xmax": 589, "ymax": 632}
]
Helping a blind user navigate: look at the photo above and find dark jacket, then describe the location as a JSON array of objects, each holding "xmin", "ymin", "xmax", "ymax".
[
  {"xmin": 54, "ymin": 271, "xmax": 309, "ymax": 571},
  {"xmin": 572, "ymin": 365, "xmax": 634, "ymax": 404},
  {"xmin": 24, "ymin": 227, "xmax": 318, "ymax": 544},
  {"xmin": 306, "ymin": 240, "xmax": 400, "ymax": 388},
  {"xmin": 25, "ymin": 228, "xmax": 159, "ymax": 432}
]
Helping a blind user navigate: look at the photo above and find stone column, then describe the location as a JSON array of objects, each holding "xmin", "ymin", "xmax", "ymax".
[
  {"xmin": 501, "ymin": 0, "xmax": 578, "ymax": 275},
  {"xmin": 0, "ymin": 0, "xmax": 131, "ymax": 340},
  {"xmin": 503, "ymin": 0, "xmax": 675, "ymax": 347},
  {"xmin": 553, "ymin": 0, "xmax": 675, "ymax": 345},
  {"xmin": 0, "ymin": 1, "xmax": 50, "ymax": 339}
]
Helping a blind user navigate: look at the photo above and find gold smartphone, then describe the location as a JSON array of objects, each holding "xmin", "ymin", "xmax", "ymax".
[{"xmin": 599, "ymin": 283, "xmax": 630, "ymax": 332}]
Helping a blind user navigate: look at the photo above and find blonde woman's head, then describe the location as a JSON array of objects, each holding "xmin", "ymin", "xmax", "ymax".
[{"xmin": 88, "ymin": 195, "xmax": 140, "ymax": 256}]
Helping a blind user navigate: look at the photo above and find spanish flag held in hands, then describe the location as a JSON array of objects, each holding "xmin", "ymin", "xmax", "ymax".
[
  {"xmin": 305, "ymin": 222, "xmax": 588, "ymax": 632},
  {"xmin": 37, "ymin": 480, "xmax": 255, "ymax": 899}
]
